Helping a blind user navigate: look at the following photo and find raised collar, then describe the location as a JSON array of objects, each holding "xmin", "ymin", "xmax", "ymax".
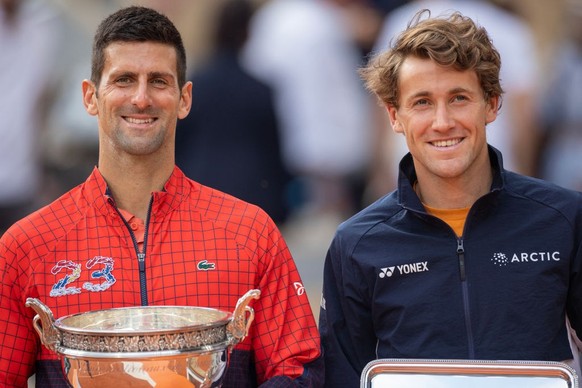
[
  {"xmin": 397, "ymin": 145, "xmax": 505, "ymax": 209},
  {"xmin": 83, "ymin": 166, "xmax": 191, "ymax": 218}
]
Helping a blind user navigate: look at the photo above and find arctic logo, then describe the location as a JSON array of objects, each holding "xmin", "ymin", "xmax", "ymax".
[
  {"xmin": 491, "ymin": 252, "xmax": 561, "ymax": 267},
  {"xmin": 379, "ymin": 262, "xmax": 429, "ymax": 278}
]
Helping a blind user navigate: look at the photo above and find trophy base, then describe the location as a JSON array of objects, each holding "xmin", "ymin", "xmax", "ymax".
[{"xmin": 62, "ymin": 350, "xmax": 228, "ymax": 388}]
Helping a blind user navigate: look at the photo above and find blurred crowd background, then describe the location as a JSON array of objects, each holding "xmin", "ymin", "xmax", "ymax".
[{"xmin": 2, "ymin": 0, "xmax": 581, "ymax": 319}]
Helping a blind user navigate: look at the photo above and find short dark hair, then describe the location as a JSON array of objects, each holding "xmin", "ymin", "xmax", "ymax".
[{"xmin": 91, "ymin": 6, "xmax": 187, "ymax": 88}]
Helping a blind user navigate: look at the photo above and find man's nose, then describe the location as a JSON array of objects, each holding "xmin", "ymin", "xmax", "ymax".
[
  {"xmin": 433, "ymin": 103, "xmax": 454, "ymax": 131},
  {"xmin": 131, "ymin": 81, "xmax": 152, "ymax": 109}
]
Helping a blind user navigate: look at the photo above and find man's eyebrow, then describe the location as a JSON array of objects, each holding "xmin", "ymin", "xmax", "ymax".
[
  {"xmin": 109, "ymin": 70, "xmax": 135, "ymax": 78},
  {"xmin": 148, "ymin": 71, "xmax": 175, "ymax": 79},
  {"xmin": 449, "ymin": 87, "xmax": 472, "ymax": 94},
  {"xmin": 404, "ymin": 90, "xmax": 431, "ymax": 102},
  {"xmin": 108, "ymin": 71, "xmax": 175, "ymax": 80},
  {"xmin": 410, "ymin": 91, "xmax": 431, "ymax": 98},
  {"xmin": 407, "ymin": 87, "xmax": 474, "ymax": 99}
]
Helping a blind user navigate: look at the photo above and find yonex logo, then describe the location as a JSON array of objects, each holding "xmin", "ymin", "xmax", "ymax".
[
  {"xmin": 379, "ymin": 267, "xmax": 395, "ymax": 278},
  {"xmin": 492, "ymin": 251, "xmax": 560, "ymax": 267},
  {"xmin": 379, "ymin": 262, "xmax": 428, "ymax": 278}
]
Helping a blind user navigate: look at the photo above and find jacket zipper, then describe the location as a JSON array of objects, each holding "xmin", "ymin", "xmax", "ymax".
[
  {"xmin": 457, "ymin": 238, "xmax": 475, "ymax": 358},
  {"xmin": 408, "ymin": 203, "xmax": 478, "ymax": 358},
  {"xmin": 112, "ymin": 196, "xmax": 153, "ymax": 306}
]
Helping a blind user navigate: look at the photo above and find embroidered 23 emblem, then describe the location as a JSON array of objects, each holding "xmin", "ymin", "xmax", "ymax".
[{"xmin": 50, "ymin": 256, "xmax": 117, "ymax": 297}]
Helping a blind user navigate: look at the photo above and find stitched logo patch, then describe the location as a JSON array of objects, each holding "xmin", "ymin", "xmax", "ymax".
[
  {"xmin": 294, "ymin": 282, "xmax": 306, "ymax": 296},
  {"xmin": 379, "ymin": 266, "xmax": 395, "ymax": 278},
  {"xmin": 491, "ymin": 251, "xmax": 561, "ymax": 267},
  {"xmin": 84, "ymin": 255, "xmax": 116, "ymax": 292},
  {"xmin": 50, "ymin": 256, "xmax": 117, "ymax": 297},
  {"xmin": 197, "ymin": 260, "xmax": 216, "ymax": 271},
  {"xmin": 379, "ymin": 262, "xmax": 429, "ymax": 278},
  {"xmin": 50, "ymin": 260, "xmax": 82, "ymax": 297}
]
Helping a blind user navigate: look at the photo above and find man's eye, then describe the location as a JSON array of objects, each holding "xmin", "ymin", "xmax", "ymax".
[
  {"xmin": 453, "ymin": 95, "xmax": 467, "ymax": 102},
  {"xmin": 414, "ymin": 99, "xmax": 429, "ymax": 106},
  {"xmin": 152, "ymin": 79, "xmax": 167, "ymax": 86},
  {"xmin": 116, "ymin": 77, "xmax": 132, "ymax": 84}
]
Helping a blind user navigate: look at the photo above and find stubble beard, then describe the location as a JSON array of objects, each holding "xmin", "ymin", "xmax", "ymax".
[{"xmin": 113, "ymin": 124, "xmax": 167, "ymax": 156}]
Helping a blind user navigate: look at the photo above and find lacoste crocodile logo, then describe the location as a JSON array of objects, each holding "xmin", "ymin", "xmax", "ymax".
[{"xmin": 197, "ymin": 260, "xmax": 216, "ymax": 271}]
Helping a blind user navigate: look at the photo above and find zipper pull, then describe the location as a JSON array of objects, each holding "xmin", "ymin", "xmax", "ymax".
[
  {"xmin": 138, "ymin": 252, "xmax": 146, "ymax": 273},
  {"xmin": 457, "ymin": 239, "xmax": 466, "ymax": 281}
]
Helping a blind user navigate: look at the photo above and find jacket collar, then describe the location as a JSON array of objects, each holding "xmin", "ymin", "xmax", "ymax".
[
  {"xmin": 83, "ymin": 166, "xmax": 190, "ymax": 217},
  {"xmin": 397, "ymin": 145, "xmax": 505, "ymax": 209}
]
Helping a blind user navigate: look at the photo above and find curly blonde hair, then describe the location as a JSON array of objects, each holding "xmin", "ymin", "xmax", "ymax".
[{"xmin": 361, "ymin": 10, "xmax": 503, "ymax": 110}]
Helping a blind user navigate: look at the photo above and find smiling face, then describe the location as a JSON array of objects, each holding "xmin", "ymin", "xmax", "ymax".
[
  {"xmin": 83, "ymin": 41, "xmax": 192, "ymax": 160},
  {"xmin": 387, "ymin": 56, "xmax": 498, "ymax": 183}
]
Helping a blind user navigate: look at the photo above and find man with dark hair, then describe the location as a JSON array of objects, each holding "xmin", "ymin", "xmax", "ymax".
[
  {"xmin": 0, "ymin": 6, "xmax": 323, "ymax": 387},
  {"xmin": 319, "ymin": 10, "xmax": 582, "ymax": 387}
]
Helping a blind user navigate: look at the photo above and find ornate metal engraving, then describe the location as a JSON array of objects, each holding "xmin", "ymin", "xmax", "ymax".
[{"xmin": 60, "ymin": 326, "xmax": 226, "ymax": 353}]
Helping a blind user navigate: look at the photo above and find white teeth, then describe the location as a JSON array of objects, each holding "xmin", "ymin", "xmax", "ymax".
[
  {"xmin": 126, "ymin": 117, "xmax": 154, "ymax": 124},
  {"xmin": 432, "ymin": 139, "xmax": 461, "ymax": 147}
]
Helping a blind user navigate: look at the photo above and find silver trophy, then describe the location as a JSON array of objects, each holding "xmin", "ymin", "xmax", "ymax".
[{"xmin": 26, "ymin": 289, "xmax": 260, "ymax": 387}]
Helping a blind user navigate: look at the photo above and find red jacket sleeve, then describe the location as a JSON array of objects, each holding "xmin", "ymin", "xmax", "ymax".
[
  {"xmin": 0, "ymin": 229, "xmax": 39, "ymax": 387},
  {"xmin": 247, "ymin": 217, "xmax": 323, "ymax": 385}
]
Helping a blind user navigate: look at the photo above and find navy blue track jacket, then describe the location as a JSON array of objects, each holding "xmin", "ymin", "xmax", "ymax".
[{"xmin": 319, "ymin": 146, "xmax": 582, "ymax": 387}]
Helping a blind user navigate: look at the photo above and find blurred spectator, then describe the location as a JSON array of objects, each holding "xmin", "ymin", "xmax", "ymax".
[
  {"xmin": 331, "ymin": 0, "xmax": 388, "ymax": 59},
  {"xmin": 0, "ymin": 0, "xmax": 61, "ymax": 234},
  {"xmin": 537, "ymin": 0, "xmax": 582, "ymax": 191},
  {"xmin": 243, "ymin": 0, "xmax": 373, "ymax": 219},
  {"xmin": 367, "ymin": 0, "xmax": 541, "ymax": 199},
  {"xmin": 370, "ymin": 0, "xmax": 410, "ymax": 16},
  {"xmin": 175, "ymin": 0, "xmax": 292, "ymax": 224},
  {"xmin": 41, "ymin": 3, "xmax": 101, "ymax": 202}
]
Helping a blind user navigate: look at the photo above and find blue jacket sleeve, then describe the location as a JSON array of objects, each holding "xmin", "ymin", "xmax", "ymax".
[{"xmin": 319, "ymin": 232, "xmax": 377, "ymax": 387}]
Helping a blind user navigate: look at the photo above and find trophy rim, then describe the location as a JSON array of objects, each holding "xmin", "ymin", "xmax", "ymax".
[{"xmin": 53, "ymin": 305, "xmax": 233, "ymax": 336}]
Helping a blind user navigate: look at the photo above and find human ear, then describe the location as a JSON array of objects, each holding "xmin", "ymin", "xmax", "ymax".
[
  {"xmin": 177, "ymin": 81, "xmax": 193, "ymax": 120},
  {"xmin": 386, "ymin": 104, "xmax": 403, "ymax": 134},
  {"xmin": 82, "ymin": 79, "xmax": 98, "ymax": 116},
  {"xmin": 485, "ymin": 95, "xmax": 499, "ymax": 125}
]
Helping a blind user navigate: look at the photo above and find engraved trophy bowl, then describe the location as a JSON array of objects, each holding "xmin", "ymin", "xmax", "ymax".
[{"xmin": 26, "ymin": 289, "xmax": 260, "ymax": 388}]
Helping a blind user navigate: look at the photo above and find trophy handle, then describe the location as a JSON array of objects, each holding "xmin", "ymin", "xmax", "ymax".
[
  {"xmin": 227, "ymin": 289, "xmax": 260, "ymax": 344},
  {"xmin": 25, "ymin": 297, "xmax": 60, "ymax": 353}
]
